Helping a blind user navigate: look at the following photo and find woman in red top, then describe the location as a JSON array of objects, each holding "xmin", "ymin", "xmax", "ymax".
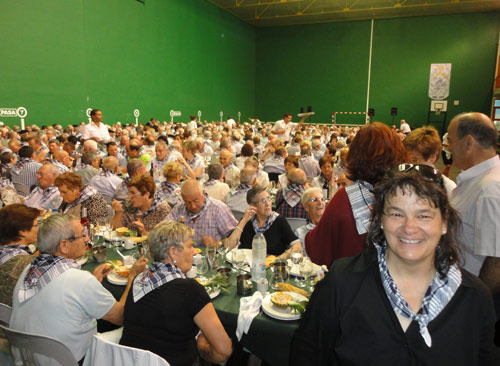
[{"xmin": 305, "ymin": 123, "xmax": 407, "ymax": 267}]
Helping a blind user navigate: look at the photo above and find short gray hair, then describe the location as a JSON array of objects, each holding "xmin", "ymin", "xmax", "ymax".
[
  {"xmin": 127, "ymin": 159, "xmax": 145, "ymax": 176},
  {"xmin": 240, "ymin": 167, "xmax": 257, "ymax": 185},
  {"xmin": 246, "ymin": 185, "xmax": 267, "ymax": 205},
  {"xmin": 81, "ymin": 151, "xmax": 99, "ymax": 165},
  {"xmin": 207, "ymin": 163, "xmax": 224, "ymax": 180},
  {"xmin": 301, "ymin": 187, "xmax": 323, "ymax": 206},
  {"xmin": 148, "ymin": 221, "xmax": 194, "ymax": 262},
  {"xmin": 181, "ymin": 179, "xmax": 204, "ymax": 195},
  {"xmin": 37, "ymin": 214, "xmax": 76, "ymax": 254}
]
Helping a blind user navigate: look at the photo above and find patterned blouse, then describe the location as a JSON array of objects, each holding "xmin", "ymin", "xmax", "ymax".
[{"xmin": 122, "ymin": 201, "xmax": 171, "ymax": 233}]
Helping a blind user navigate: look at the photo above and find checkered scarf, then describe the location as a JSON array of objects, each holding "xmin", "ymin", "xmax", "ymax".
[
  {"xmin": 62, "ymin": 185, "xmax": 98, "ymax": 213},
  {"xmin": 0, "ymin": 178, "xmax": 14, "ymax": 190},
  {"xmin": 374, "ymin": 242, "xmax": 462, "ymax": 347},
  {"xmin": 132, "ymin": 262, "xmax": 185, "ymax": 302},
  {"xmin": 19, "ymin": 254, "xmax": 80, "ymax": 303},
  {"xmin": 28, "ymin": 185, "xmax": 59, "ymax": 207},
  {"xmin": 100, "ymin": 168, "xmax": 117, "ymax": 178},
  {"xmin": 282, "ymin": 183, "xmax": 306, "ymax": 207},
  {"xmin": 186, "ymin": 194, "xmax": 209, "ymax": 221},
  {"xmin": 135, "ymin": 193, "xmax": 164, "ymax": 217},
  {"xmin": 345, "ymin": 180, "xmax": 373, "ymax": 235},
  {"xmin": 204, "ymin": 179, "xmax": 219, "ymax": 188},
  {"xmin": 160, "ymin": 182, "xmax": 179, "ymax": 195},
  {"xmin": 0, "ymin": 244, "xmax": 32, "ymax": 266},
  {"xmin": 252, "ymin": 211, "xmax": 279, "ymax": 233},
  {"xmin": 11, "ymin": 158, "xmax": 33, "ymax": 173}
]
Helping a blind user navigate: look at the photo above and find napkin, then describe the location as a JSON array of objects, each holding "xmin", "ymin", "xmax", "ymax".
[{"xmin": 236, "ymin": 291, "xmax": 263, "ymax": 341}]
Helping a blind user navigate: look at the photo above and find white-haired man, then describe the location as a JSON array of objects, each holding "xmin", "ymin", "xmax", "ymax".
[{"xmin": 10, "ymin": 214, "xmax": 147, "ymax": 364}]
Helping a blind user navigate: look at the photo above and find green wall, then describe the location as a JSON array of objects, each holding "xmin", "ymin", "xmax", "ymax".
[
  {"xmin": 255, "ymin": 12, "xmax": 500, "ymax": 129},
  {"xmin": 0, "ymin": 0, "xmax": 256, "ymax": 126}
]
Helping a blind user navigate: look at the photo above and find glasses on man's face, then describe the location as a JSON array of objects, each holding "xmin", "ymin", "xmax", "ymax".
[
  {"xmin": 309, "ymin": 197, "xmax": 325, "ymax": 203},
  {"xmin": 257, "ymin": 197, "xmax": 273, "ymax": 204},
  {"xmin": 67, "ymin": 234, "xmax": 88, "ymax": 242},
  {"xmin": 387, "ymin": 164, "xmax": 444, "ymax": 188}
]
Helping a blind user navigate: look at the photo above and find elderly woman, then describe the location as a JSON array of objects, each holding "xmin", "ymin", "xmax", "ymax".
[
  {"xmin": 295, "ymin": 188, "xmax": 326, "ymax": 254},
  {"xmin": 245, "ymin": 156, "xmax": 269, "ymax": 188},
  {"xmin": 54, "ymin": 172, "xmax": 107, "ymax": 225},
  {"xmin": 291, "ymin": 170, "xmax": 497, "ymax": 365},
  {"xmin": 112, "ymin": 174, "xmax": 171, "ymax": 235},
  {"xmin": 156, "ymin": 161, "xmax": 182, "ymax": 208},
  {"xmin": 235, "ymin": 143, "xmax": 254, "ymax": 170},
  {"xmin": 120, "ymin": 221, "xmax": 232, "ymax": 365},
  {"xmin": 403, "ymin": 126, "xmax": 456, "ymax": 196},
  {"xmin": 305, "ymin": 123, "xmax": 407, "ymax": 267},
  {"xmin": 0, "ymin": 204, "xmax": 40, "ymax": 306},
  {"xmin": 310, "ymin": 156, "xmax": 337, "ymax": 200},
  {"xmin": 225, "ymin": 186, "xmax": 301, "ymax": 257}
]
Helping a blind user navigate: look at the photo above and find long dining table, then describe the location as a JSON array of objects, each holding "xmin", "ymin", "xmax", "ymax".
[{"xmin": 82, "ymin": 243, "xmax": 305, "ymax": 366}]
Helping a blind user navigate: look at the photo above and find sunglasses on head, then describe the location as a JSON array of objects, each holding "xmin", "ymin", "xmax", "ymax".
[{"xmin": 387, "ymin": 164, "xmax": 444, "ymax": 188}]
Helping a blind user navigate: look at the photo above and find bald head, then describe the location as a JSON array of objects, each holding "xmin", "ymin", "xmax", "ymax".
[
  {"xmin": 287, "ymin": 168, "xmax": 307, "ymax": 185},
  {"xmin": 83, "ymin": 140, "xmax": 98, "ymax": 152},
  {"xmin": 219, "ymin": 149, "xmax": 232, "ymax": 168},
  {"xmin": 451, "ymin": 112, "xmax": 497, "ymax": 150},
  {"xmin": 181, "ymin": 179, "xmax": 205, "ymax": 213},
  {"xmin": 102, "ymin": 156, "xmax": 119, "ymax": 172},
  {"xmin": 240, "ymin": 167, "xmax": 257, "ymax": 185},
  {"xmin": 37, "ymin": 164, "xmax": 59, "ymax": 189}
]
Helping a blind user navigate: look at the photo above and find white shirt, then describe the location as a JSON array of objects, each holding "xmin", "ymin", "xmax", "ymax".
[
  {"xmin": 227, "ymin": 119, "xmax": 236, "ymax": 129},
  {"xmin": 11, "ymin": 268, "xmax": 116, "ymax": 363},
  {"xmin": 451, "ymin": 155, "xmax": 500, "ymax": 275},
  {"xmin": 204, "ymin": 181, "xmax": 230, "ymax": 202},
  {"xmin": 88, "ymin": 173, "xmax": 123, "ymax": 198},
  {"xmin": 273, "ymin": 120, "xmax": 297, "ymax": 142},
  {"xmin": 400, "ymin": 121, "xmax": 411, "ymax": 134},
  {"xmin": 81, "ymin": 121, "xmax": 111, "ymax": 142}
]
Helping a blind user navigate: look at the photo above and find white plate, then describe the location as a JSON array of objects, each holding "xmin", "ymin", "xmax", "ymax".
[
  {"xmin": 226, "ymin": 249, "xmax": 252, "ymax": 264},
  {"xmin": 107, "ymin": 270, "xmax": 129, "ymax": 285},
  {"xmin": 287, "ymin": 261, "xmax": 322, "ymax": 278},
  {"xmin": 262, "ymin": 291, "xmax": 308, "ymax": 321},
  {"xmin": 104, "ymin": 232, "xmax": 120, "ymax": 241},
  {"xmin": 208, "ymin": 287, "xmax": 221, "ymax": 299},
  {"xmin": 76, "ymin": 255, "xmax": 88, "ymax": 266}
]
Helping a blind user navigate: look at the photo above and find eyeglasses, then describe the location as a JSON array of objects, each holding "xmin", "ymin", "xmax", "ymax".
[
  {"xmin": 309, "ymin": 197, "xmax": 325, "ymax": 203},
  {"xmin": 66, "ymin": 234, "xmax": 88, "ymax": 242},
  {"xmin": 387, "ymin": 164, "xmax": 444, "ymax": 188},
  {"xmin": 256, "ymin": 197, "xmax": 273, "ymax": 204}
]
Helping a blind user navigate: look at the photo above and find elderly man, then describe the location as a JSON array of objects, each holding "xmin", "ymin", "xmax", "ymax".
[
  {"xmin": 295, "ymin": 188, "xmax": 326, "ymax": 252},
  {"xmin": 24, "ymin": 164, "xmax": 61, "ymax": 211},
  {"xmin": 165, "ymin": 179, "xmax": 237, "ymax": 245},
  {"xmin": 7, "ymin": 139, "xmax": 21, "ymax": 155},
  {"xmin": 151, "ymin": 142, "xmax": 168, "ymax": 174},
  {"xmin": 448, "ymin": 113, "xmax": 500, "ymax": 297},
  {"xmin": 127, "ymin": 139, "xmax": 151, "ymax": 170},
  {"xmin": 204, "ymin": 163, "xmax": 230, "ymax": 202},
  {"xmin": 225, "ymin": 167, "xmax": 257, "ymax": 215},
  {"xmin": 10, "ymin": 214, "xmax": 147, "ymax": 364},
  {"xmin": 81, "ymin": 109, "xmax": 111, "ymax": 143},
  {"xmin": 10, "ymin": 146, "xmax": 43, "ymax": 192},
  {"xmin": 88, "ymin": 156, "xmax": 123, "ymax": 200},
  {"xmin": 263, "ymin": 147, "xmax": 287, "ymax": 176},
  {"xmin": 219, "ymin": 149, "xmax": 240, "ymax": 188},
  {"xmin": 113, "ymin": 159, "xmax": 147, "ymax": 201},
  {"xmin": 298, "ymin": 141, "xmax": 321, "ymax": 182},
  {"xmin": 50, "ymin": 150, "xmax": 73, "ymax": 174},
  {"xmin": 27, "ymin": 135, "xmax": 48, "ymax": 163},
  {"xmin": 275, "ymin": 168, "xmax": 308, "ymax": 219},
  {"xmin": 75, "ymin": 151, "xmax": 100, "ymax": 185}
]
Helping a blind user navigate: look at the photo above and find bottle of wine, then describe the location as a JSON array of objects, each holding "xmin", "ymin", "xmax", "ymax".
[{"xmin": 81, "ymin": 207, "xmax": 90, "ymax": 237}]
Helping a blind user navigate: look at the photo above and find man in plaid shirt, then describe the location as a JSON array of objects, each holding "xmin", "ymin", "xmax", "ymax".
[{"xmin": 165, "ymin": 179, "xmax": 238, "ymax": 245}]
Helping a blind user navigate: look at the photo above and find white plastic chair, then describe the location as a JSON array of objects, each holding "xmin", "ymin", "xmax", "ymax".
[
  {"xmin": 286, "ymin": 217, "xmax": 307, "ymax": 232},
  {"xmin": 0, "ymin": 324, "xmax": 79, "ymax": 366},
  {"xmin": 0, "ymin": 303, "xmax": 12, "ymax": 325},
  {"xmin": 83, "ymin": 332, "xmax": 170, "ymax": 366}
]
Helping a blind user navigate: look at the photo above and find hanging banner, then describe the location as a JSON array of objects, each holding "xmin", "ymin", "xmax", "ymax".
[{"xmin": 429, "ymin": 63, "xmax": 452, "ymax": 100}]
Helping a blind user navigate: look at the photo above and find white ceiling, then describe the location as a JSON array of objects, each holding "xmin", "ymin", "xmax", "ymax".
[{"xmin": 205, "ymin": 0, "xmax": 500, "ymax": 27}]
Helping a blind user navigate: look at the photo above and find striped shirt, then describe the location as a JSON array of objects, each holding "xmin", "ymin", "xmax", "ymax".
[{"xmin": 10, "ymin": 159, "xmax": 42, "ymax": 191}]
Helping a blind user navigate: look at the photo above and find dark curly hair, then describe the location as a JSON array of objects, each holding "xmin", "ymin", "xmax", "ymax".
[
  {"xmin": 346, "ymin": 122, "xmax": 408, "ymax": 185},
  {"xmin": 367, "ymin": 173, "xmax": 462, "ymax": 278}
]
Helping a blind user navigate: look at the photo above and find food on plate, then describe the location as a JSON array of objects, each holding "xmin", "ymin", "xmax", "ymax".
[
  {"xmin": 276, "ymin": 283, "xmax": 308, "ymax": 298},
  {"xmin": 128, "ymin": 236, "xmax": 148, "ymax": 243},
  {"xmin": 115, "ymin": 227, "xmax": 129, "ymax": 235},
  {"xmin": 194, "ymin": 248, "xmax": 202, "ymax": 254},
  {"xmin": 270, "ymin": 292, "xmax": 292, "ymax": 308},
  {"xmin": 266, "ymin": 255, "xmax": 277, "ymax": 269},
  {"xmin": 105, "ymin": 260, "xmax": 130, "ymax": 277}
]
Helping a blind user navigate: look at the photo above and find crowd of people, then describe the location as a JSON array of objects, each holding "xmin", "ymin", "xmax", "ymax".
[{"xmin": 0, "ymin": 109, "xmax": 499, "ymax": 365}]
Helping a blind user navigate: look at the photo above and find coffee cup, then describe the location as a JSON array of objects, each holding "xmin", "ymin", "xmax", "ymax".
[{"xmin": 123, "ymin": 239, "xmax": 135, "ymax": 250}]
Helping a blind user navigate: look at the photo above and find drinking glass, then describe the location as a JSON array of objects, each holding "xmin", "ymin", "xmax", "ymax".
[
  {"xmin": 216, "ymin": 240, "xmax": 227, "ymax": 266},
  {"xmin": 233, "ymin": 249, "xmax": 246, "ymax": 273},
  {"xmin": 298, "ymin": 257, "xmax": 313, "ymax": 288},
  {"xmin": 197, "ymin": 256, "xmax": 209, "ymax": 281},
  {"xmin": 206, "ymin": 246, "xmax": 217, "ymax": 276},
  {"xmin": 270, "ymin": 271, "xmax": 284, "ymax": 291}
]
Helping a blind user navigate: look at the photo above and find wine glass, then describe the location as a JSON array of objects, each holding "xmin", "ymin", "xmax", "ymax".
[
  {"xmin": 216, "ymin": 240, "xmax": 227, "ymax": 265},
  {"xmin": 197, "ymin": 256, "xmax": 209, "ymax": 281},
  {"xmin": 298, "ymin": 257, "xmax": 313, "ymax": 288},
  {"xmin": 233, "ymin": 249, "xmax": 246, "ymax": 273},
  {"xmin": 206, "ymin": 246, "xmax": 217, "ymax": 276},
  {"xmin": 270, "ymin": 270, "xmax": 284, "ymax": 291}
]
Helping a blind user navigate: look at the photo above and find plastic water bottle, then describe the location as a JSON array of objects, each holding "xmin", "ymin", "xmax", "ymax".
[{"xmin": 251, "ymin": 230, "xmax": 267, "ymax": 281}]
